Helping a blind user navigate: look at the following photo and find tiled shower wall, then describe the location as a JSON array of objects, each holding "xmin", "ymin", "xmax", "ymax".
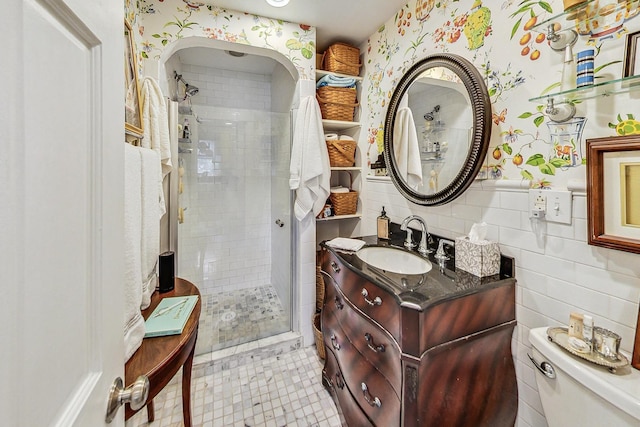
[
  {"xmin": 177, "ymin": 64, "xmax": 274, "ymax": 295},
  {"xmin": 361, "ymin": 181, "xmax": 640, "ymax": 427}
]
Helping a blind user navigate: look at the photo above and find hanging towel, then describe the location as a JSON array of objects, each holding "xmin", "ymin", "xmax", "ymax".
[
  {"xmin": 123, "ymin": 144, "xmax": 145, "ymax": 362},
  {"xmin": 141, "ymin": 77, "xmax": 171, "ymax": 217},
  {"xmin": 393, "ymin": 94, "xmax": 422, "ymax": 190},
  {"xmin": 290, "ymin": 95, "xmax": 331, "ymax": 221},
  {"xmin": 139, "ymin": 147, "xmax": 162, "ymax": 310}
]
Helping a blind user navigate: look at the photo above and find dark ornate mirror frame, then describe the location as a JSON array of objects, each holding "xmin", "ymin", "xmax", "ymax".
[{"xmin": 383, "ymin": 53, "xmax": 491, "ymax": 206}]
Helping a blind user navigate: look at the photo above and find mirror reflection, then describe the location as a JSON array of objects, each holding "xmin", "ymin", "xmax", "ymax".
[
  {"xmin": 394, "ymin": 67, "xmax": 472, "ymax": 194},
  {"xmin": 384, "ymin": 54, "xmax": 491, "ymax": 206}
]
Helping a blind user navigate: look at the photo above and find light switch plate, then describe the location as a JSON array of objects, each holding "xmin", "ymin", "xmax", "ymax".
[{"xmin": 529, "ymin": 189, "xmax": 572, "ymax": 224}]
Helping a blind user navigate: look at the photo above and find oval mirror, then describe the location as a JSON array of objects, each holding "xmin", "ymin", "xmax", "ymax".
[{"xmin": 383, "ymin": 53, "xmax": 491, "ymax": 206}]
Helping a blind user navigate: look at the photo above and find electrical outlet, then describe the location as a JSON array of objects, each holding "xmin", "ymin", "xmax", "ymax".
[
  {"xmin": 529, "ymin": 189, "xmax": 572, "ymax": 224},
  {"xmin": 530, "ymin": 191, "xmax": 546, "ymax": 219}
]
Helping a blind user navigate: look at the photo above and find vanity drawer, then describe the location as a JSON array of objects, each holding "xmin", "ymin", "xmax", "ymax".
[
  {"xmin": 322, "ymin": 307, "xmax": 401, "ymax": 427},
  {"xmin": 323, "ymin": 349, "xmax": 374, "ymax": 427},
  {"xmin": 322, "ymin": 250, "xmax": 400, "ymax": 341},
  {"xmin": 324, "ymin": 275, "xmax": 402, "ymax": 396}
]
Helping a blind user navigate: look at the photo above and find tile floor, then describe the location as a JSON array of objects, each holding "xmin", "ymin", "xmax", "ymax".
[{"xmin": 126, "ymin": 346, "xmax": 341, "ymax": 427}]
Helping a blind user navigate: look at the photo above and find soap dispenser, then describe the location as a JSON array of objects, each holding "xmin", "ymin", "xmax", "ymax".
[{"xmin": 377, "ymin": 206, "xmax": 390, "ymax": 240}]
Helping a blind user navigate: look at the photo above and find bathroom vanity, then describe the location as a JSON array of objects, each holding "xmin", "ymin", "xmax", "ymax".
[{"xmin": 319, "ymin": 238, "xmax": 517, "ymax": 427}]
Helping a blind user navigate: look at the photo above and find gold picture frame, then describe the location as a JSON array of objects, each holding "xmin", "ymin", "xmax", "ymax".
[
  {"xmin": 586, "ymin": 135, "xmax": 640, "ymax": 255},
  {"xmin": 124, "ymin": 20, "xmax": 143, "ymax": 137}
]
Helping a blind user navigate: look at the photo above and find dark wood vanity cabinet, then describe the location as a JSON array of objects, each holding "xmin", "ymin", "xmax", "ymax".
[{"xmin": 319, "ymin": 246, "xmax": 518, "ymax": 427}]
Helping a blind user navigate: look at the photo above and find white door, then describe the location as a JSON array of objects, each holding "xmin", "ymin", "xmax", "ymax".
[{"xmin": 1, "ymin": 0, "xmax": 125, "ymax": 425}]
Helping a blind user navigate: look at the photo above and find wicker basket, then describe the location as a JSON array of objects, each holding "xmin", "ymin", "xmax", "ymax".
[
  {"xmin": 329, "ymin": 171, "xmax": 358, "ymax": 216},
  {"xmin": 313, "ymin": 311, "xmax": 325, "ymax": 360},
  {"xmin": 323, "ymin": 42, "xmax": 361, "ymax": 76},
  {"xmin": 315, "ymin": 264, "xmax": 325, "ymax": 311},
  {"xmin": 326, "ymin": 139, "xmax": 356, "ymax": 167},
  {"xmin": 317, "ymin": 86, "xmax": 358, "ymax": 121}
]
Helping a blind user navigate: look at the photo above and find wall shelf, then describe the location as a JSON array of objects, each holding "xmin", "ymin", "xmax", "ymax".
[
  {"xmin": 322, "ymin": 119, "xmax": 361, "ymax": 131},
  {"xmin": 316, "ymin": 213, "xmax": 362, "ymax": 222},
  {"xmin": 529, "ymin": 74, "xmax": 640, "ymax": 103}
]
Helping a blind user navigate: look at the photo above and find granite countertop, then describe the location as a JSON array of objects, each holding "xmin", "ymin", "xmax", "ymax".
[{"xmin": 321, "ymin": 228, "xmax": 514, "ymax": 311}]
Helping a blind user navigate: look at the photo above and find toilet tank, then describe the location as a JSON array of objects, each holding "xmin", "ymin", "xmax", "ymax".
[{"xmin": 528, "ymin": 327, "xmax": 640, "ymax": 427}]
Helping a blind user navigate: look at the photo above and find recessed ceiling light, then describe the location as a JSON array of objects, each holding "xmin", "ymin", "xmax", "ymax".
[{"xmin": 266, "ymin": 0, "xmax": 289, "ymax": 7}]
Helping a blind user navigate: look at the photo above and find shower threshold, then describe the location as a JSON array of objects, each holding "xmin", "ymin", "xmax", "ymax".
[{"xmin": 192, "ymin": 331, "xmax": 302, "ymax": 376}]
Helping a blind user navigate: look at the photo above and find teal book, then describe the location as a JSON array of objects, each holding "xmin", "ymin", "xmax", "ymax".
[{"xmin": 144, "ymin": 295, "xmax": 199, "ymax": 338}]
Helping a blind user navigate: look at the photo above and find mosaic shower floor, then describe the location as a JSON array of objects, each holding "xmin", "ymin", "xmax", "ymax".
[{"xmin": 195, "ymin": 285, "xmax": 290, "ymax": 355}]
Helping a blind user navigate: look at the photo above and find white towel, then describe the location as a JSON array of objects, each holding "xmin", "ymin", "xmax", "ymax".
[
  {"xmin": 139, "ymin": 147, "xmax": 162, "ymax": 310},
  {"xmin": 141, "ymin": 77, "xmax": 171, "ymax": 217},
  {"xmin": 339, "ymin": 135, "xmax": 354, "ymax": 141},
  {"xmin": 326, "ymin": 237, "xmax": 366, "ymax": 252},
  {"xmin": 123, "ymin": 144, "xmax": 145, "ymax": 362},
  {"xmin": 324, "ymin": 133, "xmax": 338, "ymax": 140},
  {"xmin": 393, "ymin": 94, "xmax": 422, "ymax": 190},
  {"xmin": 290, "ymin": 95, "xmax": 331, "ymax": 221}
]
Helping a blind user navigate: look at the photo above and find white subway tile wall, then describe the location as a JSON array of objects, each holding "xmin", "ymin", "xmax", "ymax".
[
  {"xmin": 362, "ymin": 180, "xmax": 640, "ymax": 427},
  {"xmin": 176, "ymin": 64, "xmax": 297, "ymax": 356}
]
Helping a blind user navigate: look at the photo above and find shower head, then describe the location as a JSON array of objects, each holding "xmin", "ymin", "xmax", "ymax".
[
  {"xmin": 174, "ymin": 71, "xmax": 199, "ymax": 100},
  {"xmin": 184, "ymin": 84, "xmax": 199, "ymax": 97}
]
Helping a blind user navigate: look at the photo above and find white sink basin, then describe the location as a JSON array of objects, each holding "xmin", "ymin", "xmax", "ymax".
[{"xmin": 356, "ymin": 246, "xmax": 432, "ymax": 275}]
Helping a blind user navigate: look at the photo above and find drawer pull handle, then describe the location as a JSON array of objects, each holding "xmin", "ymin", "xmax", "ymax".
[
  {"xmin": 330, "ymin": 334, "xmax": 341, "ymax": 351},
  {"xmin": 361, "ymin": 288, "xmax": 382, "ymax": 306},
  {"xmin": 335, "ymin": 372, "xmax": 344, "ymax": 390},
  {"xmin": 361, "ymin": 382, "xmax": 382, "ymax": 408},
  {"xmin": 364, "ymin": 333, "xmax": 385, "ymax": 353},
  {"xmin": 334, "ymin": 296, "xmax": 344, "ymax": 310},
  {"xmin": 330, "ymin": 261, "xmax": 341, "ymax": 273}
]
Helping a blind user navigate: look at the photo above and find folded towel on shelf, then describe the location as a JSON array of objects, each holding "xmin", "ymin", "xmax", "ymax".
[
  {"xmin": 139, "ymin": 147, "xmax": 162, "ymax": 310},
  {"xmin": 338, "ymin": 135, "xmax": 354, "ymax": 140},
  {"xmin": 289, "ymin": 95, "xmax": 331, "ymax": 221},
  {"xmin": 316, "ymin": 74, "xmax": 357, "ymax": 88},
  {"xmin": 326, "ymin": 237, "xmax": 366, "ymax": 252},
  {"xmin": 123, "ymin": 144, "xmax": 145, "ymax": 362},
  {"xmin": 330, "ymin": 186, "xmax": 350, "ymax": 193},
  {"xmin": 324, "ymin": 133, "xmax": 339, "ymax": 140}
]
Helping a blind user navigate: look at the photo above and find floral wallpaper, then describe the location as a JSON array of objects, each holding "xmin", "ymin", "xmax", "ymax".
[
  {"xmin": 126, "ymin": 0, "xmax": 316, "ymax": 81},
  {"xmin": 363, "ymin": 0, "xmax": 640, "ymax": 189}
]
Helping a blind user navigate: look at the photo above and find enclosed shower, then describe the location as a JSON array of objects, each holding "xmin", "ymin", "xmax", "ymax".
[{"xmin": 167, "ymin": 46, "xmax": 296, "ymax": 356}]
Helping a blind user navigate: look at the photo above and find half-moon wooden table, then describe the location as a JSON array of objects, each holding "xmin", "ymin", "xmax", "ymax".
[{"xmin": 125, "ymin": 278, "xmax": 201, "ymax": 426}]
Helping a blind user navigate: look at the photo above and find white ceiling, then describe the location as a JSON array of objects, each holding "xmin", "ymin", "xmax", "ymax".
[{"xmin": 208, "ymin": 0, "xmax": 406, "ymax": 51}]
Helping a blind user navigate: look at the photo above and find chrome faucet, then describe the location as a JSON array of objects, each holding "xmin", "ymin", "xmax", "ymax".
[
  {"xmin": 400, "ymin": 215, "xmax": 431, "ymax": 256},
  {"xmin": 434, "ymin": 238, "xmax": 455, "ymax": 271}
]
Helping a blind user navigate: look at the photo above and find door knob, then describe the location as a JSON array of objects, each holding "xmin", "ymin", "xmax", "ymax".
[
  {"xmin": 105, "ymin": 375, "xmax": 149, "ymax": 423},
  {"xmin": 275, "ymin": 219, "xmax": 284, "ymax": 227}
]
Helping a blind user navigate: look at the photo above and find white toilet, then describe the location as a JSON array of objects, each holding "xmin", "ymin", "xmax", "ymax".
[{"xmin": 529, "ymin": 327, "xmax": 640, "ymax": 427}]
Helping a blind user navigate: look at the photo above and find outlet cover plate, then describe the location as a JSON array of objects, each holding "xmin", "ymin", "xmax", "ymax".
[{"xmin": 529, "ymin": 189, "xmax": 572, "ymax": 224}]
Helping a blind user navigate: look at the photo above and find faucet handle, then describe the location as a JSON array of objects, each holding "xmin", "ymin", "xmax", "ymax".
[
  {"xmin": 435, "ymin": 239, "xmax": 454, "ymax": 260},
  {"xmin": 404, "ymin": 228, "xmax": 416, "ymax": 250}
]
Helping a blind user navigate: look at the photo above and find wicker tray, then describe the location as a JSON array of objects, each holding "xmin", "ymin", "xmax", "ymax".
[
  {"xmin": 315, "ymin": 264, "xmax": 325, "ymax": 311},
  {"xmin": 323, "ymin": 42, "xmax": 361, "ymax": 76},
  {"xmin": 326, "ymin": 139, "xmax": 356, "ymax": 167},
  {"xmin": 313, "ymin": 311, "xmax": 325, "ymax": 360}
]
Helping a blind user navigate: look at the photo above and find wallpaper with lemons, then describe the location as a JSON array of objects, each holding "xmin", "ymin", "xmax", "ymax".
[{"xmin": 362, "ymin": 0, "xmax": 640, "ymax": 189}]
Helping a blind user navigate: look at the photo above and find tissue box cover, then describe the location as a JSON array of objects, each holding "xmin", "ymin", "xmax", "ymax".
[{"xmin": 455, "ymin": 237, "xmax": 500, "ymax": 277}]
